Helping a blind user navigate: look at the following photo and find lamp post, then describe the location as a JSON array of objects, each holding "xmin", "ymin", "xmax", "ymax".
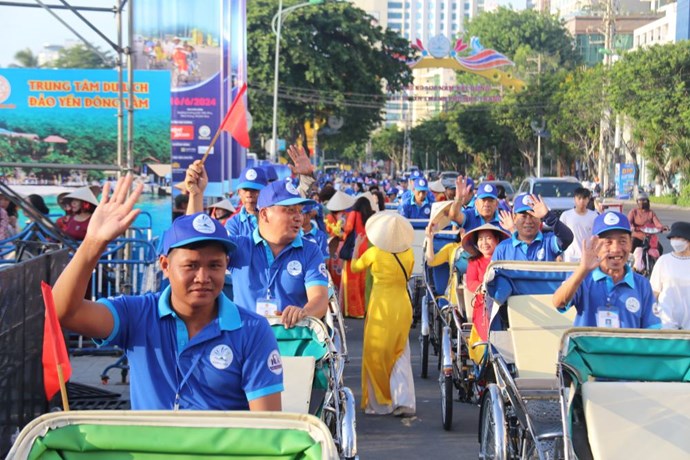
[
  {"xmin": 270, "ymin": 0, "xmax": 325, "ymax": 163},
  {"xmin": 530, "ymin": 119, "xmax": 546, "ymax": 178}
]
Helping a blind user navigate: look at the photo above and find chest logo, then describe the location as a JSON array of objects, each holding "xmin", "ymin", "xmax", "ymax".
[
  {"xmin": 287, "ymin": 260, "xmax": 302, "ymax": 276},
  {"xmin": 537, "ymin": 248, "xmax": 545, "ymax": 260},
  {"xmin": 424, "ymin": 207, "xmax": 431, "ymax": 215},
  {"xmin": 318, "ymin": 263, "xmax": 328, "ymax": 278},
  {"xmin": 209, "ymin": 344, "xmax": 233, "ymax": 369},
  {"xmin": 625, "ymin": 297, "xmax": 641, "ymax": 314},
  {"xmin": 267, "ymin": 350, "xmax": 283, "ymax": 375}
]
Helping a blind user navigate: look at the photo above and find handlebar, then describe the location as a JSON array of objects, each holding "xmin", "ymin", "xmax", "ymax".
[{"xmin": 638, "ymin": 227, "xmax": 662, "ymax": 234}]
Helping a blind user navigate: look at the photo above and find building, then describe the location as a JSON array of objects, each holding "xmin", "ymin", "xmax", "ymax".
[
  {"xmin": 351, "ymin": 0, "xmax": 487, "ymax": 126},
  {"xmin": 550, "ymin": 0, "xmax": 655, "ymax": 19}
]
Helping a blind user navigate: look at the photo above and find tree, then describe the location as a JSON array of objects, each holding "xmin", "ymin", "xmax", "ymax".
[
  {"xmin": 464, "ymin": 7, "xmax": 579, "ymax": 69},
  {"xmin": 370, "ymin": 125, "xmax": 405, "ymax": 172},
  {"xmin": 410, "ymin": 114, "xmax": 460, "ymax": 171},
  {"xmin": 52, "ymin": 44, "xmax": 114, "ymax": 69},
  {"xmin": 247, "ymin": 0, "xmax": 413, "ymax": 156},
  {"xmin": 10, "ymin": 48, "xmax": 40, "ymax": 68},
  {"xmin": 609, "ymin": 41, "xmax": 690, "ymax": 188}
]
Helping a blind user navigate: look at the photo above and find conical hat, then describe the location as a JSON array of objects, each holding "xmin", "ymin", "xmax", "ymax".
[
  {"xmin": 365, "ymin": 210, "xmax": 414, "ymax": 253},
  {"xmin": 429, "ymin": 200, "xmax": 454, "ymax": 231},
  {"xmin": 429, "ymin": 179, "xmax": 446, "ymax": 193},
  {"xmin": 326, "ymin": 190, "xmax": 356, "ymax": 212},
  {"xmin": 64, "ymin": 187, "xmax": 99, "ymax": 207},
  {"xmin": 359, "ymin": 191, "xmax": 379, "ymax": 212},
  {"xmin": 461, "ymin": 223, "xmax": 510, "ymax": 257},
  {"xmin": 208, "ymin": 199, "xmax": 236, "ymax": 213}
]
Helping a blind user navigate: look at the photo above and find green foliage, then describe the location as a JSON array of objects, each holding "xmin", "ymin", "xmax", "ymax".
[
  {"xmin": 410, "ymin": 114, "xmax": 459, "ymax": 170},
  {"xmin": 464, "ymin": 7, "xmax": 579, "ymax": 68},
  {"xmin": 247, "ymin": 0, "xmax": 413, "ymax": 156},
  {"xmin": 370, "ymin": 125, "xmax": 404, "ymax": 170},
  {"xmin": 649, "ymin": 195, "xmax": 677, "ymax": 205},
  {"xmin": 52, "ymin": 44, "xmax": 114, "ymax": 69},
  {"xmin": 10, "ymin": 48, "xmax": 40, "ymax": 68},
  {"xmin": 676, "ymin": 183, "xmax": 690, "ymax": 207}
]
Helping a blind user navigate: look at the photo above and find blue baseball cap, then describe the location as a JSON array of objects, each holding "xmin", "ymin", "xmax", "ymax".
[
  {"xmin": 160, "ymin": 213, "xmax": 236, "ymax": 256},
  {"xmin": 387, "ymin": 187, "xmax": 399, "ymax": 196},
  {"xmin": 410, "ymin": 170, "xmax": 422, "ymax": 180},
  {"xmin": 237, "ymin": 166, "xmax": 267, "ymax": 191},
  {"xmin": 414, "ymin": 178, "xmax": 429, "ymax": 191},
  {"xmin": 466, "ymin": 177, "xmax": 475, "ymax": 190},
  {"xmin": 512, "ymin": 193, "xmax": 535, "ymax": 214},
  {"xmin": 476, "ymin": 182, "xmax": 498, "ymax": 200},
  {"xmin": 261, "ymin": 164, "xmax": 278, "ymax": 182},
  {"xmin": 592, "ymin": 211, "xmax": 631, "ymax": 236},
  {"xmin": 302, "ymin": 203, "xmax": 317, "ymax": 214},
  {"xmin": 257, "ymin": 178, "xmax": 316, "ymax": 209}
]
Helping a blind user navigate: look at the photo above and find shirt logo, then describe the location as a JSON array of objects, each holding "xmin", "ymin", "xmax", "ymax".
[
  {"xmin": 603, "ymin": 212, "xmax": 620, "ymax": 226},
  {"xmin": 537, "ymin": 248, "xmax": 545, "ymax": 260},
  {"xmin": 424, "ymin": 207, "xmax": 431, "ymax": 215},
  {"xmin": 287, "ymin": 260, "xmax": 302, "ymax": 276},
  {"xmin": 318, "ymin": 263, "xmax": 328, "ymax": 278},
  {"xmin": 209, "ymin": 344, "xmax": 233, "ymax": 369},
  {"xmin": 267, "ymin": 350, "xmax": 283, "ymax": 375},
  {"xmin": 285, "ymin": 180, "xmax": 299, "ymax": 195},
  {"xmin": 192, "ymin": 214, "xmax": 216, "ymax": 234},
  {"xmin": 245, "ymin": 168, "xmax": 257, "ymax": 180},
  {"xmin": 625, "ymin": 297, "xmax": 641, "ymax": 314}
]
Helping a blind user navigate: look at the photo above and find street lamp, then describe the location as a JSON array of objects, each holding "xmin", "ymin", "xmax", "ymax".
[
  {"xmin": 270, "ymin": 0, "xmax": 325, "ymax": 163},
  {"xmin": 530, "ymin": 119, "xmax": 548, "ymax": 178}
]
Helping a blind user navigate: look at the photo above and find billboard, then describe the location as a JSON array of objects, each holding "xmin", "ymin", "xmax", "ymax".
[
  {"xmin": 133, "ymin": 0, "xmax": 247, "ymax": 197},
  {"xmin": 615, "ymin": 163, "xmax": 636, "ymax": 199},
  {"xmin": 0, "ymin": 68, "xmax": 170, "ymax": 172}
]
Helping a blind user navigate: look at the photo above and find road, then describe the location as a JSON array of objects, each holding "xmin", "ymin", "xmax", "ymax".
[{"xmin": 342, "ymin": 317, "xmax": 480, "ymax": 459}]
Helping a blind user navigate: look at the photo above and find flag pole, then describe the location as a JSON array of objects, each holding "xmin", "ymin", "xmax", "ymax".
[
  {"xmin": 199, "ymin": 127, "xmax": 223, "ymax": 165},
  {"xmin": 57, "ymin": 363, "xmax": 70, "ymax": 411},
  {"xmin": 198, "ymin": 82, "xmax": 248, "ymax": 165}
]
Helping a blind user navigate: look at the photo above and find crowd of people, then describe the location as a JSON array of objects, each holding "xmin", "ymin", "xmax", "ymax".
[{"xmin": 34, "ymin": 149, "xmax": 690, "ymax": 419}]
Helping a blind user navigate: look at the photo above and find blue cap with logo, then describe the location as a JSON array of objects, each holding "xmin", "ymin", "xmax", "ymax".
[
  {"xmin": 592, "ymin": 211, "xmax": 631, "ymax": 236},
  {"xmin": 466, "ymin": 177, "xmax": 475, "ymax": 190},
  {"xmin": 476, "ymin": 182, "xmax": 498, "ymax": 200},
  {"xmin": 387, "ymin": 187, "xmax": 399, "ymax": 196},
  {"xmin": 512, "ymin": 193, "xmax": 535, "ymax": 214},
  {"xmin": 414, "ymin": 178, "xmax": 429, "ymax": 191},
  {"xmin": 160, "ymin": 213, "xmax": 236, "ymax": 256},
  {"xmin": 410, "ymin": 170, "xmax": 422, "ymax": 180},
  {"xmin": 261, "ymin": 164, "xmax": 279, "ymax": 182},
  {"xmin": 257, "ymin": 178, "xmax": 317, "ymax": 209},
  {"xmin": 237, "ymin": 166, "xmax": 267, "ymax": 191}
]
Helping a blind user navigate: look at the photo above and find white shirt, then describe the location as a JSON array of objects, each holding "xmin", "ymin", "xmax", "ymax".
[
  {"xmin": 650, "ymin": 252, "xmax": 690, "ymax": 330},
  {"xmin": 559, "ymin": 208, "xmax": 598, "ymax": 262}
]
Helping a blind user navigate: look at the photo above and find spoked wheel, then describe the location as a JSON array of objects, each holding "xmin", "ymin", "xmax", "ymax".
[
  {"xmin": 440, "ymin": 371, "xmax": 453, "ymax": 431},
  {"xmin": 478, "ymin": 384, "xmax": 508, "ymax": 460},
  {"xmin": 435, "ymin": 312, "xmax": 443, "ymax": 371},
  {"xmin": 421, "ymin": 334, "xmax": 429, "ymax": 378}
]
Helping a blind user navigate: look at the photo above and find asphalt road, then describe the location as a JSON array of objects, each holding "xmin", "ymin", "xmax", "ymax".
[{"xmin": 342, "ymin": 317, "xmax": 481, "ymax": 459}]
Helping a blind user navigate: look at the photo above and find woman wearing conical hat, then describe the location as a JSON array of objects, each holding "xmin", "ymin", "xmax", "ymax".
[
  {"xmin": 61, "ymin": 187, "xmax": 99, "ymax": 241},
  {"xmin": 351, "ymin": 211, "xmax": 416, "ymax": 416}
]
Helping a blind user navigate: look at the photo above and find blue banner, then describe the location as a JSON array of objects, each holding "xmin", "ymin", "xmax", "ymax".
[
  {"xmin": 133, "ymin": 0, "xmax": 247, "ymax": 198},
  {"xmin": 615, "ymin": 163, "xmax": 636, "ymax": 199}
]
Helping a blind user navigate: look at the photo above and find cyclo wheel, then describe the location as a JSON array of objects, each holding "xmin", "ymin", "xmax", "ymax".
[
  {"xmin": 440, "ymin": 371, "xmax": 453, "ymax": 431},
  {"xmin": 435, "ymin": 309, "xmax": 443, "ymax": 371},
  {"xmin": 421, "ymin": 334, "xmax": 429, "ymax": 378},
  {"xmin": 478, "ymin": 384, "xmax": 508, "ymax": 459}
]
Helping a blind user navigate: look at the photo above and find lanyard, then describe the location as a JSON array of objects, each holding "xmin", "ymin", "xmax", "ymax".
[{"xmin": 173, "ymin": 353, "xmax": 203, "ymax": 410}]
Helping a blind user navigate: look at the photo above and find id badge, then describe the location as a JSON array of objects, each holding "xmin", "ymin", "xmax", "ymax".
[
  {"xmin": 596, "ymin": 307, "xmax": 620, "ymax": 328},
  {"xmin": 256, "ymin": 297, "xmax": 279, "ymax": 317}
]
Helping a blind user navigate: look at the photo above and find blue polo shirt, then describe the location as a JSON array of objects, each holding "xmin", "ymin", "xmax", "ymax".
[
  {"xmin": 301, "ymin": 224, "xmax": 329, "ymax": 260},
  {"xmin": 398, "ymin": 194, "xmax": 432, "ymax": 219},
  {"xmin": 96, "ymin": 286, "xmax": 284, "ymax": 410},
  {"xmin": 492, "ymin": 231, "xmax": 562, "ymax": 262},
  {"xmin": 566, "ymin": 267, "xmax": 660, "ymax": 329},
  {"xmin": 229, "ymin": 229, "xmax": 329, "ymax": 312},
  {"xmin": 225, "ymin": 207, "xmax": 257, "ymax": 237},
  {"xmin": 461, "ymin": 208, "xmax": 501, "ymax": 232}
]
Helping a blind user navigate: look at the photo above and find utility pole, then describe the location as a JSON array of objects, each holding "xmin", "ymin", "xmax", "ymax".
[
  {"xmin": 598, "ymin": 0, "xmax": 616, "ymax": 194},
  {"xmin": 527, "ymin": 53, "xmax": 543, "ymax": 176}
]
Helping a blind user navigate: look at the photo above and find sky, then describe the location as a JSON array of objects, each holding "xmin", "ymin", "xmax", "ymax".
[{"xmin": 0, "ymin": 0, "xmax": 119, "ymax": 67}]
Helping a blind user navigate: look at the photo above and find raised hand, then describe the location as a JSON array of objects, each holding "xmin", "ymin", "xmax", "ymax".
[
  {"xmin": 425, "ymin": 222, "xmax": 438, "ymax": 238},
  {"xmin": 527, "ymin": 194, "xmax": 549, "ymax": 219},
  {"xmin": 454, "ymin": 175, "xmax": 472, "ymax": 203},
  {"xmin": 287, "ymin": 144, "xmax": 315, "ymax": 177},
  {"xmin": 185, "ymin": 160, "xmax": 208, "ymax": 195},
  {"xmin": 580, "ymin": 236, "xmax": 603, "ymax": 272},
  {"xmin": 498, "ymin": 209, "xmax": 515, "ymax": 233},
  {"xmin": 86, "ymin": 175, "xmax": 143, "ymax": 244}
]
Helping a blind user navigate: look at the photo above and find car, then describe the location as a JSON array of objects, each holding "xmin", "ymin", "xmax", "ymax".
[
  {"xmin": 483, "ymin": 180, "xmax": 516, "ymax": 203},
  {"xmin": 517, "ymin": 176, "xmax": 582, "ymax": 219},
  {"xmin": 439, "ymin": 171, "xmax": 459, "ymax": 189}
]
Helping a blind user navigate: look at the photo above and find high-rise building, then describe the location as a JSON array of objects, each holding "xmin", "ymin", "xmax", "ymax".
[{"xmin": 350, "ymin": 0, "xmax": 487, "ymax": 126}]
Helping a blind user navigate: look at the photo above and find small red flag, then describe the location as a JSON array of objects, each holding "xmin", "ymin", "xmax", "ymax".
[
  {"xmin": 41, "ymin": 281, "xmax": 72, "ymax": 401},
  {"xmin": 220, "ymin": 82, "xmax": 251, "ymax": 148}
]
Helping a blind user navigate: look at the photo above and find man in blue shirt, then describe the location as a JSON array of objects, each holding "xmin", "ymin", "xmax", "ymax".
[
  {"xmin": 52, "ymin": 175, "xmax": 283, "ymax": 411},
  {"xmin": 225, "ymin": 166, "xmax": 268, "ymax": 237},
  {"xmin": 186, "ymin": 153, "xmax": 329, "ymax": 329},
  {"xmin": 492, "ymin": 193, "xmax": 574, "ymax": 261},
  {"xmin": 398, "ymin": 178, "xmax": 433, "ymax": 219},
  {"xmin": 553, "ymin": 211, "xmax": 660, "ymax": 329},
  {"xmin": 449, "ymin": 180, "xmax": 502, "ymax": 232}
]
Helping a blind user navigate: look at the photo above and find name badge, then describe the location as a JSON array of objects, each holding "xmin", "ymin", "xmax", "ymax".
[
  {"xmin": 256, "ymin": 297, "xmax": 279, "ymax": 317},
  {"xmin": 596, "ymin": 307, "xmax": 620, "ymax": 328}
]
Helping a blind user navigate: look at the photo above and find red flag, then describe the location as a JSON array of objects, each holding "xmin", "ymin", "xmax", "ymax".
[
  {"xmin": 41, "ymin": 281, "xmax": 72, "ymax": 401},
  {"xmin": 220, "ymin": 82, "xmax": 251, "ymax": 148}
]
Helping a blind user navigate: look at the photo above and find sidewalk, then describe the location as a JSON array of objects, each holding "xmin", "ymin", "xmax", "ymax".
[{"xmin": 70, "ymin": 355, "xmax": 130, "ymax": 399}]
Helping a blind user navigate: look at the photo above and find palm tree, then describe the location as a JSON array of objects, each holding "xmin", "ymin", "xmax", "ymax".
[{"xmin": 11, "ymin": 48, "xmax": 40, "ymax": 68}]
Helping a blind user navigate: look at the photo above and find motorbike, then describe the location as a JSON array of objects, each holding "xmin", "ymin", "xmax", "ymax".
[{"xmin": 632, "ymin": 226, "xmax": 664, "ymax": 277}]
